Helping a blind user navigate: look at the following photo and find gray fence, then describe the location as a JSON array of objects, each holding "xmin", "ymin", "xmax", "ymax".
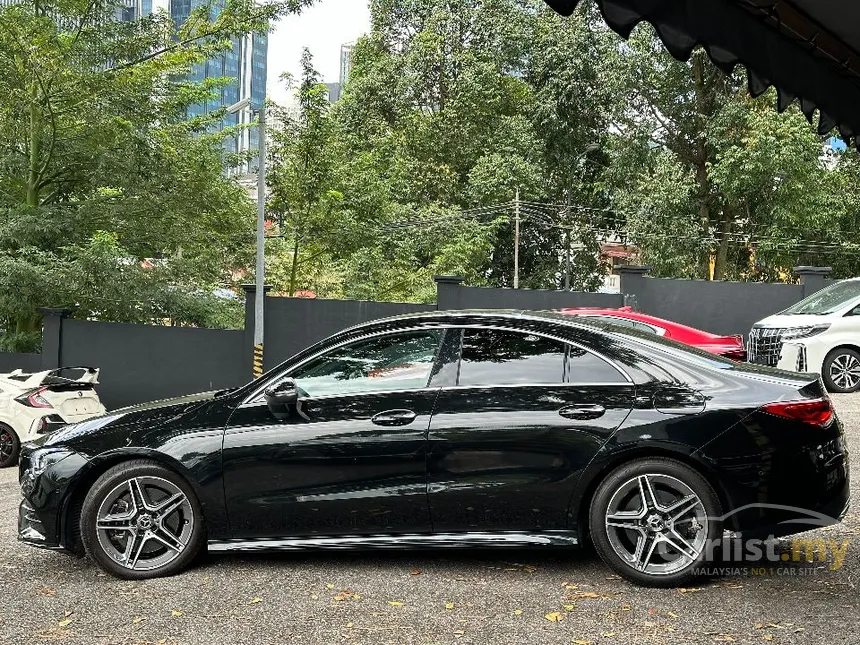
[{"xmin": 0, "ymin": 266, "xmax": 836, "ymax": 412}]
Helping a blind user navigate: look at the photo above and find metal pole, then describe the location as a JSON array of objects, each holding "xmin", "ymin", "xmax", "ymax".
[
  {"xmin": 564, "ymin": 189, "xmax": 572, "ymax": 290},
  {"xmin": 514, "ymin": 187, "xmax": 520, "ymax": 289},
  {"xmin": 253, "ymin": 102, "xmax": 267, "ymax": 379}
]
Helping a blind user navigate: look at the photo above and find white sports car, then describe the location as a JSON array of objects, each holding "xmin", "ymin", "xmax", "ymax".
[{"xmin": 0, "ymin": 366, "xmax": 106, "ymax": 467}]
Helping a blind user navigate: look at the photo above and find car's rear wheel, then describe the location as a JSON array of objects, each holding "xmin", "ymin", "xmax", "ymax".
[
  {"xmin": 589, "ymin": 457, "xmax": 722, "ymax": 587},
  {"xmin": 822, "ymin": 348, "xmax": 860, "ymax": 393},
  {"xmin": 80, "ymin": 460, "xmax": 205, "ymax": 579},
  {"xmin": 0, "ymin": 424, "xmax": 20, "ymax": 468}
]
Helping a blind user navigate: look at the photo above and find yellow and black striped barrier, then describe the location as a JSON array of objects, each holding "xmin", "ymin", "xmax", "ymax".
[{"xmin": 253, "ymin": 344, "xmax": 264, "ymax": 379}]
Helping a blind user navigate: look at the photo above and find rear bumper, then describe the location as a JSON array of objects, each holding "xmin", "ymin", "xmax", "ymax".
[{"xmin": 700, "ymin": 415, "xmax": 850, "ymax": 538}]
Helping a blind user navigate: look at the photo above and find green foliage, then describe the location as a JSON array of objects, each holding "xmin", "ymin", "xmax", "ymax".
[{"xmin": 0, "ymin": 0, "xmax": 307, "ymax": 345}]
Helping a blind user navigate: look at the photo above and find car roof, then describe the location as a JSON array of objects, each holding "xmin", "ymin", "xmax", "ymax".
[{"xmin": 339, "ymin": 308, "xmax": 612, "ymax": 335}]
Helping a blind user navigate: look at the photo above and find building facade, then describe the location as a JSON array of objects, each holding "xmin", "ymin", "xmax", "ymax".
[{"xmin": 126, "ymin": 0, "xmax": 267, "ymax": 160}]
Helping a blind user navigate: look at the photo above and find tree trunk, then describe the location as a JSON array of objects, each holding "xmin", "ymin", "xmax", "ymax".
[
  {"xmin": 288, "ymin": 238, "xmax": 299, "ymax": 297},
  {"xmin": 713, "ymin": 209, "xmax": 732, "ymax": 281},
  {"xmin": 27, "ymin": 86, "xmax": 42, "ymax": 208}
]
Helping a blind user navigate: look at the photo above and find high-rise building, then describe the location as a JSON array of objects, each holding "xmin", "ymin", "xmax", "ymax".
[
  {"xmin": 127, "ymin": 0, "xmax": 267, "ymax": 160},
  {"xmin": 339, "ymin": 43, "xmax": 354, "ymax": 87}
]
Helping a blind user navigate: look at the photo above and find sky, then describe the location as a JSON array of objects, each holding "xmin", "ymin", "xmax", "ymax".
[{"xmin": 267, "ymin": 0, "xmax": 372, "ymax": 105}]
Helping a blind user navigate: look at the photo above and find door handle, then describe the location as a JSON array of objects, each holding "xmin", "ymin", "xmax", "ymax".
[
  {"xmin": 371, "ymin": 409, "xmax": 418, "ymax": 427},
  {"xmin": 558, "ymin": 404, "xmax": 606, "ymax": 421}
]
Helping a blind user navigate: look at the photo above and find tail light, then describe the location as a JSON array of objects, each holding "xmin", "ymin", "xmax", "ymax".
[
  {"xmin": 15, "ymin": 387, "xmax": 53, "ymax": 409},
  {"xmin": 761, "ymin": 398, "xmax": 834, "ymax": 427}
]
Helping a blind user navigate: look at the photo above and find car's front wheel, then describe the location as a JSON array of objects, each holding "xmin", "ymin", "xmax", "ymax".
[
  {"xmin": 589, "ymin": 457, "xmax": 722, "ymax": 587},
  {"xmin": 80, "ymin": 460, "xmax": 205, "ymax": 579},
  {"xmin": 0, "ymin": 424, "xmax": 20, "ymax": 468},
  {"xmin": 822, "ymin": 347, "xmax": 860, "ymax": 393}
]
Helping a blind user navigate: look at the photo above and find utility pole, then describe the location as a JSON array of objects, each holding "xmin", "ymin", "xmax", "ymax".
[
  {"xmin": 564, "ymin": 189, "xmax": 572, "ymax": 291},
  {"xmin": 253, "ymin": 102, "xmax": 267, "ymax": 379},
  {"xmin": 514, "ymin": 187, "xmax": 520, "ymax": 289}
]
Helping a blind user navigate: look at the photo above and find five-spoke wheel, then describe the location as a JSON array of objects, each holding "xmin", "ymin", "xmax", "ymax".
[
  {"xmin": 81, "ymin": 461, "xmax": 204, "ymax": 579},
  {"xmin": 590, "ymin": 458, "xmax": 721, "ymax": 587}
]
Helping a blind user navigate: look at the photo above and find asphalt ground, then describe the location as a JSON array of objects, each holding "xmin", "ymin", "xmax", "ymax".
[{"xmin": 1, "ymin": 397, "xmax": 858, "ymax": 645}]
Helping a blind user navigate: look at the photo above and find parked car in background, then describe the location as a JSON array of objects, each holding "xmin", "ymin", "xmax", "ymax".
[
  {"xmin": 558, "ymin": 307, "xmax": 747, "ymax": 360},
  {"xmin": 0, "ymin": 367, "xmax": 105, "ymax": 468},
  {"xmin": 19, "ymin": 311, "xmax": 848, "ymax": 587},
  {"xmin": 749, "ymin": 278, "xmax": 860, "ymax": 392}
]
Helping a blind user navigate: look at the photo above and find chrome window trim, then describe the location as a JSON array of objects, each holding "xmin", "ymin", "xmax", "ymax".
[{"xmin": 241, "ymin": 321, "xmax": 633, "ymax": 406}]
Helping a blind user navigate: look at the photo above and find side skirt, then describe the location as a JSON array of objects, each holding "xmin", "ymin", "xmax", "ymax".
[{"xmin": 208, "ymin": 531, "xmax": 579, "ymax": 553}]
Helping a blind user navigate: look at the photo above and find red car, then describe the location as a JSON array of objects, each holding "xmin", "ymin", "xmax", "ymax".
[{"xmin": 558, "ymin": 306, "xmax": 747, "ymax": 360}]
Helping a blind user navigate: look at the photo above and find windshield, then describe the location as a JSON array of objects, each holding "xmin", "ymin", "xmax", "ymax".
[{"xmin": 782, "ymin": 280, "xmax": 860, "ymax": 315}]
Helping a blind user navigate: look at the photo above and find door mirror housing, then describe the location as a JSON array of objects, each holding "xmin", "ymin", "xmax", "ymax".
[{"xmin": 264, "ymin": 378, "xmax": 300, "ymax": 418}]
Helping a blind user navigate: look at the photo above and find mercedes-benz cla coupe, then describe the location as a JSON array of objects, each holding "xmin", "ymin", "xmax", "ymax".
[{"xmin": 18, "ymin": 311, "xmax": 850, "ymax": 587}]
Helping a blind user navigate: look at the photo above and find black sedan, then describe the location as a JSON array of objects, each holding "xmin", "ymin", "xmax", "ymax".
[{"xmin": 18, "ymin": 310, "xmax": 850, "ymax": 586}]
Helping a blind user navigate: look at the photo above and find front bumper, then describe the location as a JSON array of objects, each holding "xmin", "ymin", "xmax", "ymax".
[{"xmin": 17, "ymin": 445, "xmax": 91, "ymax": 551}]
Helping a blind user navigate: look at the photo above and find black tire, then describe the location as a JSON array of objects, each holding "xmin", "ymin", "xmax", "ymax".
[
  {"xmin": 588, "ymin": 457, "xmax": 722, "ymax": 588},
  {"xmin": 0, "ymin": 423, "xmax": 20, "ymax": 468},
  {"xmin": 822, "ymin": 348, "xmax": 860, "ymax": 393},
  {"xmin": 80, "ymin": 460, "xmax": 205, "ymax": 580}
]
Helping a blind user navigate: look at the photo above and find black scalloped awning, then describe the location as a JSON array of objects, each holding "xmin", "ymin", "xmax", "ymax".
[{"xmin": 544, "ymin": 0, "xmax": 860, "ymax": 151}]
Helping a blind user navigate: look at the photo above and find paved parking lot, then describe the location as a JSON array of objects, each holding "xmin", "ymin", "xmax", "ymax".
[{"xmin": 1, "ymin": 397, "xmax": 858, "ymax": 645}]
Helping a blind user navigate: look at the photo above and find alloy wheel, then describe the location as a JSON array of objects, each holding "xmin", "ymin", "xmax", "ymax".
[
  {"xmin": 95, "ymin": 476, "xmax": 195, "ymax": 572},
  {"xmin": 829, "ymin": 353, "xmax": 860, "ymax": 391},
  {"xmin": 0, "ymin": 429, "xmax": 13, "ymax": 463},
  {"xmin": 604, "ymin": 473, "xmax": 708, "ymax": 576}
]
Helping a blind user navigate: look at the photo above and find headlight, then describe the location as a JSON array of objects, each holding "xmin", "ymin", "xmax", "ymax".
[
  {"xmin": 782, "ymin": 324, "xmax": 830, "ymax": 340},
  {"xmin": 29, "ymin": 448, "xmax": 75, "ymax": 477}
]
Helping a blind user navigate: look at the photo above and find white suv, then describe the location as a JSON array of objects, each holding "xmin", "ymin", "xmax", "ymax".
[{"xmin": 749, "ymin": 278, "xmax": 860, "ymax": 392}]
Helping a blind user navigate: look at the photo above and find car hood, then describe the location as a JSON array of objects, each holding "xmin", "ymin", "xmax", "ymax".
[
  {"xmin": 755, "ymin": 313, "xmax": 831, "ymax": 327},
  {"xmin": 44, "ymin": 391, "xmax": 219, "ymax": 448}
]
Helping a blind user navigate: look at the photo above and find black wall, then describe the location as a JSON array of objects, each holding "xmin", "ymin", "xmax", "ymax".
[
  {"xmin": 436, "ymin": 279, "xmax": 624, "ymax": 311},
  {"xmin": 61, "ymin": 319, "xmax": 245, "ymax": 411},
  {"xmin": 0, "ymin": 352, "xmax": 42, "ymax": 374},
  {"xmin": 634, "ymin": 278, "xmax": 804, "ymax": 336}
]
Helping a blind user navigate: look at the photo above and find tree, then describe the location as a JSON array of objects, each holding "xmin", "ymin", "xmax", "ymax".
[{"xmin": 0, "ymin": 0, "xmax": 311, "ymax": 348}]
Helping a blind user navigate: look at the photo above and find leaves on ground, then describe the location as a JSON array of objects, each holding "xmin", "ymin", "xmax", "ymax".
[
  {"xmin": 388, "ymin": 601, "xmax": 404, "ymax": 607},
  {"xmin": 410, "ymin": 569, "xmax": 422, "ymax": 575},
  {"xmin": 445, "ymin": 602, "xmax": 455, "ymax": 610},
  {"xmin": 249, "ymin": 597, "xmax": 262, "ymax": 604},
  {"xmin": 544, "ymin": 612, "xmax": 564, "ymax": 622},
  {"xmin": 678, "ymin": 587, "xmax": 703, "ymax": 594},
  {"xmin": 170, "ymin": 609, "xmax": 183, "ymax": 617},
  {"xmin": 513, "ymin": 609, "xmax": 523, "ymax": 616},
  {"xmin": 334, "ymin": 590, "xmax": 361, "ymax": 601}
]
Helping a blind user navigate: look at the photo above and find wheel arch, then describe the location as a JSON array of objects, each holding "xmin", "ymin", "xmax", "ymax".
[
  {"xmin": 60, "ymin": 449, "xmax": 201, "ymax": 554},
  {"xmin": 571, "ymin": 445, "xmax": 734, "ymax": 543}
]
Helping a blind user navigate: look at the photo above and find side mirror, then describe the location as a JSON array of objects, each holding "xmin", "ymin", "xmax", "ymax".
[{"xmin": 264, "ymin": 378, "xmax": 299, "ymax": 417}]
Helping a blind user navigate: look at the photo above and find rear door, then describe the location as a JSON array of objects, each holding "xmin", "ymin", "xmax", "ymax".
[{"xmin": 426, "ymin": 327, "xmax": 634, "ymax": 533}]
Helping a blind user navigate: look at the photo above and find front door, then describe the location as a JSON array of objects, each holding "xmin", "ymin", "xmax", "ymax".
[
  {"xmin": 427, "ymin": 327, "xmax": 634, "ymax": 533},
  {"xmin": 222, "ymin": 329, "xmax": 445, "ymax": 539}
]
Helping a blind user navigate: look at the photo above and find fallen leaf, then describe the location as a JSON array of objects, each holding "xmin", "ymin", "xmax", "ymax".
[
  {"xmin": 767, "ymin": 624, "xmax": 784, "ymax": 630},
  {"xmin": 602, "ymin": 632, "xmax": 616, "ymax": 638},
  {"xmin": 644, "ymin": 621, "xmax": 656, "ymax": 628},
  {"xmin": 648, "ymin": 608, "xmax": 659, "ymax": 615},
  {"xmin": 755, "ymin": 624, "xmax": 765, "ymax": 630},
  {"xmin": 564, "ymin": 604, "xmax": 575, "ymax": 611},
  {"xmin": 346, "ymin": 623, "xmax": 354, "ymax": 629},
  {"xmin": 763, "ymin": 636, "xmax": 774, "ymax": 642},
  {"xmin": 678, "ymin": 587, "xmax": 703, "ymax": 594},
  {"xmin": 170, "ymin": 610, "xmax": 183, "ymax": 617},
  {"xmin": 326, "ymin": 584, "xmax": 335, "ymax": 590},
  {"xmin": 445, "ymin": 602, "xmax": 455, "ymax": 610},
  {"xmin": 563, "ymin": 582, "xmax": 579, "ymax": 590},
  {"xmin": 63, "ymin": 611, "xmax": 72, "ymax": 618},
  {"xmin": 388, "ymin": 601, "xmax": 404, "ymax": 607},
  {"xmin": 132, "ymin": 617, "xmax": 146, "ymax": 624},
  {"xmin": 57, "ymin": 618, "xmax": 73, "ymax": 628},
  {"xmin": 569, "ymin": 591, "xmax": 613, "ymax": 600},
  {"xmin": 249, "ymin": 597, "xmax": 262, "ymax": 604},
  {"xmin": 410, "ymin": 569, "xmax": 422, "ymax": 575},
  {"xmin": 453, "ymin": 630, "xmax": 465, "ymax": 635},
  {"xmin": 715, "ymin": 636, "xmax": 736, "ymax": 643},
  {"xmin": 793, "ymin": 628, "xmax": 805, "ymax": 633},
  {"xmin": 621, "ymin": 604, "xmax": 632, "ymax": 611},
  {"xmin": 513, "ymin": 609, "xmax": 523, "ymax": 616},
  {"xmin": 668, "ymin": 611, "xmax": 679, "ymax": 619},
  {"xmin": 37, "ymin": 587, "xmax": 57, "ymax": 597},
  {"xmin": 545, "ymin": 612, "xmax": 564, "ymax": 622}
]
